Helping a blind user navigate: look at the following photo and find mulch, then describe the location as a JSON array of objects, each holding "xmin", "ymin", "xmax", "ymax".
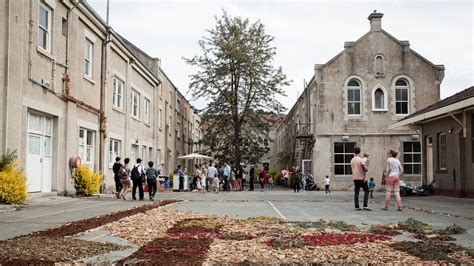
[
  {"xmin": 17, "ymin": 200, "xmax": 180, "ymax": 238},
  {"xmin": 117, "ymin": 237, "xmax": 212, "ymax": 265}
]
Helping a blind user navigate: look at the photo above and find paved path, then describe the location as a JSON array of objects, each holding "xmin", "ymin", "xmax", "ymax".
[{"xmin": 0, "ymin": 189, "xmax": 473, "ymax": 248}]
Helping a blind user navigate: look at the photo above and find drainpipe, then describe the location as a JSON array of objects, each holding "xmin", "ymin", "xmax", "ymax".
[{"xmin": 2, "ymin": 0, "xmax": 10, "ymax": 153}]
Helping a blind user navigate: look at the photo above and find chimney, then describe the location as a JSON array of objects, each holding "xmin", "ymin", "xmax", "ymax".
[{"xmin": 368, "ymin": 10, "xmax": 384, "ymax": 32}]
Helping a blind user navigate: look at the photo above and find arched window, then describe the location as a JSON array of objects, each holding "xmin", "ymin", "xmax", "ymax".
[
  {"xmin": 395, "ymin": 79, "xmax": 409, "ymax": 115},
  {"xmin": 375, "ymin": 55, "xmax": 384, "ymax": 75},
  {"xmin": 347, "ymin": 79, "xmax": 361, "ymax": 115},
  {"xmin": 374, "ymin": 88, "xmax": 384, "ymax": 109}
]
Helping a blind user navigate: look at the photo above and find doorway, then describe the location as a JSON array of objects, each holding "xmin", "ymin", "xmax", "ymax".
[
  {"xmin": 426, "ymin": 136, "xmax": 434, "ymax": 184},
  {"xmin": 26, "ymin": 112, "xmax": 53, "ymax": 192}
]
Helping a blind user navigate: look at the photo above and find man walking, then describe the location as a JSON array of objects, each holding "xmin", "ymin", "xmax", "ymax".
[
  {"xmin": 223, "ymin": 163, "xmax": 231, "ymax": 192},
  {"xmin": 131, "ymin": 158, "xmax": 145, "ymax": 200},
  {"xmin": 178, "ymin": 165, "xmax": 185, "ymax": 192},
  {"xmin": 351, "ymin": 147, "xmax": 370, "ymax": 211},
  {"xmin": 112, "ymin": 157, "xmax": 123, "ymax": 199},
  {"xmin": 207, "ymin": 163, "xmax": 218, "ymax": 192}
]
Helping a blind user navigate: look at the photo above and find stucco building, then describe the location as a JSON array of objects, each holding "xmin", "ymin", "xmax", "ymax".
[
  {"xmin": 277, "ymin": 12, "xmax": 445, "ymax": 189},
  {"xmin": 391, "ymin": 86, "xmax": 474, "ymax": 197},
  {"xmin": 0, "ymin": 0, "xmax": 200, "ymax": 195}
]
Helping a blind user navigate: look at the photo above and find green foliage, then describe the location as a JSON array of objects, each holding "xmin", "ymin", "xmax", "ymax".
[
  {"xmin": 398, "ymin": 218, "xmax": 433, "ymax": 233},
  {"xmin": 274, "ymin": 173, "xmax": 282, "ymax": 185},
  {"xmin": 185, "ymin": 11, "xmax": 290, "ymax": 168},
  {"xmin": 0, "ymin": 150, "xmax": 17, "ymax": 172},
  {"xmin": 73, "ymin": 166, "xmax": 101, "ymax": 196},
  {"xmin": 434, "ymin": 224, "xmax": 466, "ymax": 235},
  {"xmin": 168, "ymin": 172, "xmax": 174, "ymax": 187},
  {"xmin": 0, "ymin": 159, "xmax": 27, "ymax": 205}
]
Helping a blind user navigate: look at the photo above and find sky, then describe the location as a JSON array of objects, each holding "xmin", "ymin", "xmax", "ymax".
[{"xmin": 87, "ymin": 0, "xmax": 473, "ymax": 112}]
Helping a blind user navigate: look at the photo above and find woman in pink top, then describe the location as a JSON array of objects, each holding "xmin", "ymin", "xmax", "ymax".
[{"xmin": 383, "ymin": 149, "xmax": 404, "ymax": 211}]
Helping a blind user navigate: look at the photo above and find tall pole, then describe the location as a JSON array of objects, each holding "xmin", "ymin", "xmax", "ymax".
[{"xmin": 106, "ymin": 0, "xmax": 110, "ymax": 25}]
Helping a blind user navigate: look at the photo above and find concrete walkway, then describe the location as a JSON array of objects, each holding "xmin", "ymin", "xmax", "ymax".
[{"xmin": 0, "ymin": 189, "xmax": 473, "ymax": 249}]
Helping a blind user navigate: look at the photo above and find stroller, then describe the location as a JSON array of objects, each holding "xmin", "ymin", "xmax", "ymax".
[{"xmin": 304, "ymin": 174, "xmax": 320, "ymax": 191}]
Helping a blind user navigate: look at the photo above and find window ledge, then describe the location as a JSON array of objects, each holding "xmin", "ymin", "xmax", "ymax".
[
  {"xmin": 36, "ymin": 46, "xmax": 56, "ymax": 61},
  {"xmin": 372, "ymin": 109, "xmax": 388, "ymax": 112},
  {"xmin": 112, "ymin": 106, "xmax": 125, "ymax": 115},
  {"xmin": 131, "ymin": 116, "xmax": 141, "ymax": 122},
  {"xmin": 83, "ymin": 75, "xmax": 96, "ymax": 85},
  {"xmin": 375, "ymin": 74, "xmax": 385, "ymax": 78},
  {"xmin": 144, "ymin": 122, "xmax": 151, "ymax": 127}
]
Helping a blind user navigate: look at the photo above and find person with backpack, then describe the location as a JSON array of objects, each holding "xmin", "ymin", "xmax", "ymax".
[
  {"xmin": 112, "ymin": 157, "xmax": 123, "ymax": 199},
  {"xmin": 146, "ymin": 161, "xmax": 160, "ymax": 201},
  {"xmin": 119, "ymin": 158, "xmax": 131, "ymax": 200},
  {"xmin": 131, "ymin": 158, "xmax": 145, "ymax": 200}
]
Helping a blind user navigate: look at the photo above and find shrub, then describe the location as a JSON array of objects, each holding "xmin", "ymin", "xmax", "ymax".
[
  {"xmin": 168, "ymin": 172, "xmax": 174, "ymax": 187},
  {"xmin": 73, "ymin": 165, "xmax": 101, "ymax": 196},
  {"xmin": 274, "ymin": 173, "xmax": 282, "ymax": 185},
  {"xmin": 0, "ymin": 159, "xmax": 27, "ymax": 205},
  {"xmin": 0, "ymin": 150, "xmax": 17, "ymax": 172}
]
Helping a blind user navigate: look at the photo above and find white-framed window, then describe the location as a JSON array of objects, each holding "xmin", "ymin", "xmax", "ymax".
[
  {"xmin": 372, "ymin": 86, "xmax": 387, "ymax": 111},
  {"xmin": 375, "ymin": 55, "xmax": 384, "ymax": 75},
  {"xmin": 263, "ymin": 138, "xmax": 269, "ymax": 147},
  {"xmin": 61, "ymin": 17, "xmax": 68, "ymax": 38},
  {"xmin": 84, "ymin": 38, "xmax": 94, "ymax": 77},
  {"xmin": 131, "ymin": 89, "xmax": 140, "ymax": 118},
  {"xmin": 79, "ymin": 128, "xmax": 95, "ymax": 168},
  {"xmin": 109, "ymin": 139, "xmax": 121, "ymax": 164},
  {"xmin": 438, "ymin": 133, "xmax": 447, "ymax": 170},
  {"xmin": 334, "ymin": 142, "xmax": 355, "ymax": 175},
  {"xmin": 38, "ymin": 2, "xmax": 52, "ymax": 52},
  {"xmin": 395, "ymin": 79, "xmax": 409, "ymax": 115},
  {"xmin": 112, "ymin": 76, "xmax": 124, "ymax": 110},
  {"xmin": 168, "ymin": 116, "xmax": 172, "ymax": 135},
  {"xmin": 403, "ymin": 142, "xmax": 421, "ymax": 175},
  {"xmin": 347, "ymin": 79, "xmax": 361, "ymax": 116},
  {"xmin": 144, "ymin": 98, "xmax": 150, "ymax": 123}
]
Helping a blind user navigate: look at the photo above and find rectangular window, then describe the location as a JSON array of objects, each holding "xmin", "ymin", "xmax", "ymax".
[
  {"xmin": 347, "ymin": 88, "xmax": 361, "ymax": 115},
  {"xmin": 264, "ymin": 138, "xmax": 269, "ymax": 147},
  {"xmin": 38, "ymin": 3, "xmax": 52, "ymax": 52},
  {"xmin": 144, "ymin": 98, "xmax": 150, "ymax": 123},
  {"xmin": 168, "ymin": 116, "xmax": 172, "ymax": 135},
  {"xmin": 403, "ymin": 142, "xmax": 421, "ymax": 175},
  {"xmin": 79, "ymin": 128, "xmax": 95, "ymax": 168},
  {"xmin": 109, "ymin": 139, "xmax": 121, "ymax": 164},
  {"xmin": 61, "ymin": 17, "xmax": 68, "ymax": 38},
  {"xmin": 438, "ymin": 133, "xmax": 447, "ymax": 170},
  {"xmin": 395, "ymin": 87, "xmax": 409, "ymax": 115},
  {"xmin": 84, "ymin": 38, "xmax": 93, "ymax": 77},
  {"xmin": 131, "ymin": 89, "xmax": 140, "ymax": 118},
  {"xmin": 112, "ymin": 76, "xmax": 124, "ymax": 110},
  {"xmin": 334, "ymin": 142, "xmax": 355, "ymax": 175}
]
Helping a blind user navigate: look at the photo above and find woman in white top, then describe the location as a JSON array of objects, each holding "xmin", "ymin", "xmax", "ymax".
[{"xmin": 383, "ymin": 149, "xmax": 404, "ymax": 211}]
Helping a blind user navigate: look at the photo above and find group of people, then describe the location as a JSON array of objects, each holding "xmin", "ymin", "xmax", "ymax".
[
  {"xmin": 175, "ymin": 163, "xmax": 278, "ymax": 193},
  {"xmin": 350, "ymin": 147, "xmax": 404, "ymax": 211},
  {"xmin": 112, "ymin": 157, "xmax": 160, "ymax": 201}
]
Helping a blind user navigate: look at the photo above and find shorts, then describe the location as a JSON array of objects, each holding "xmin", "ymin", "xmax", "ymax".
[{"xmin": 121, "ymin": 179, "xmax": 131, "ymax": 188}]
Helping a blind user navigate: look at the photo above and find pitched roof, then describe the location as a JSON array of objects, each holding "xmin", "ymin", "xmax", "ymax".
[{"xmin": 402, "ymin": 86, "xmax": 474, "ymax": 121}]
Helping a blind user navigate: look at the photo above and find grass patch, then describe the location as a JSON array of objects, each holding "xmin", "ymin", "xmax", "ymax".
[
  {"xmin": 433, "ymin": 224, "xmax": 467, "ymax": 235},
  {"xmin": 398, "ymin": 218, "xmax": 432, "ymax": 233}
]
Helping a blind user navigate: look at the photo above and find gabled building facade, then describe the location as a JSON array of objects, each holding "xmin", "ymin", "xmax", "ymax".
[
  {"xmin": 0, "ymin": 0, "xmax": 200, "ymax": 195},
  {"xmin": 278, "ymin": 12, "xmax": 445, "ymax": 188}
]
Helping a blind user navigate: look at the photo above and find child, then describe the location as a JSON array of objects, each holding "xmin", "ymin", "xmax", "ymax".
[
  {"xmin": 212, "ymin": 173, "xmax": 220, "ymax": 193},
  {"xmin": 368, "ymin": 177, "xmax": 376, "ymax": 198},
  {"xmin": 363, "ymin": 153, "xmax": 370, "ymax": 175},
  {"xmin": 324, "ymin": 175, "xmax": 331, "ymax": 194},
  {"xmin": 268, "ymin": 176, "xmax": 274, "ymax": 190}
]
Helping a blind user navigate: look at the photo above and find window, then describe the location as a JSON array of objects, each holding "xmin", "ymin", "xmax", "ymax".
[
  {"xmin": 109, "ymin": 139, "xmax": 121, "ymax": 164},
  {"xmin": 375, "ymin": 55, "xmax": 384, "ymax": 75},
  {"xmin": 168, "ymin": 116, "xmax": 172, "ymax": 135},
  {"xmin": 334, "ymin": 142, "xmax": 355, "ymax": 175},
  {"xmin": 144, "ymin": 98, "xmax": 150, "ymax": 123},
  {"xmin": 438, "ymin": 133, "xmax": 447, "ymax": 170},
  {"xmin": 131, "ymin": 89, "xmax": 140, "ymax": 118},
  {"xmin": 79, "ymin": 128, "xmax": 95, "ymax": 168},
  {"xmin": 373, "ymin": 87, "xmax": 386, "ymax": 111},
  {"xmin": 84, "ymin": 38, "xmax": 93, "ymax": 77},
  {"xmin": 395, "ymin": 79, "xmax": 409, "ymax": 115},
  {"xmin": 38, "ymin": 3, "xmax": 52, "ymax": 52},
  {"xmin": 347, "ymin": 79, "xmax": 361, "ymax": 115},
  {"xmin": 263, "ymin": 138, "xmax": 269, "ymax": 147},
  {"xmin": 112, "ymin": 76, "xmax": 124, "ymax": 110},
  {"xmin": 403, "ymin": 142, "xmax": 421, "ymax": 175},
  {"xmin": 142, "ymin": 145, "xmax": 147, "ymax": 162},
  {"xmin": 61, "ymin": 17, "xmax": 68, "ymax": 38}
]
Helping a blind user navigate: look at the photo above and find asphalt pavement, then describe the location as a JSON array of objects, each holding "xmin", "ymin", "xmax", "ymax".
[{"xmin": 0, "ymin": 188, "xmax": 473, "ymax": 248}]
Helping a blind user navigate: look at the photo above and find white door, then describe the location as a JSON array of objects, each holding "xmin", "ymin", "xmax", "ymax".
[
  {"xmin": 426, "ymin": 136, "xmax": 434, "ymax": 184},
  {"xmin": 26, "ymin": 113, "xmax": 53, "ymax": 192}
]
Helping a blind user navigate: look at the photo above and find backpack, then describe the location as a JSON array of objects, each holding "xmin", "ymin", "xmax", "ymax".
[
  {"xmin": 146, "ymin": 168, "xmax": 158, "ymax": 180},
  {"xmin": 119, "ymin": 167, "xmax": 128, "ymax": 180},
  {"xmin": 131, "ymin": 165, "xmax": 140, "ymax": 181}
]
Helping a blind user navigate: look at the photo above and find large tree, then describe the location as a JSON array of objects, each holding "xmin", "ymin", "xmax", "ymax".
[{"xmin": 185, "ymin": 12, "xmax": 290, "ymax": 169}]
